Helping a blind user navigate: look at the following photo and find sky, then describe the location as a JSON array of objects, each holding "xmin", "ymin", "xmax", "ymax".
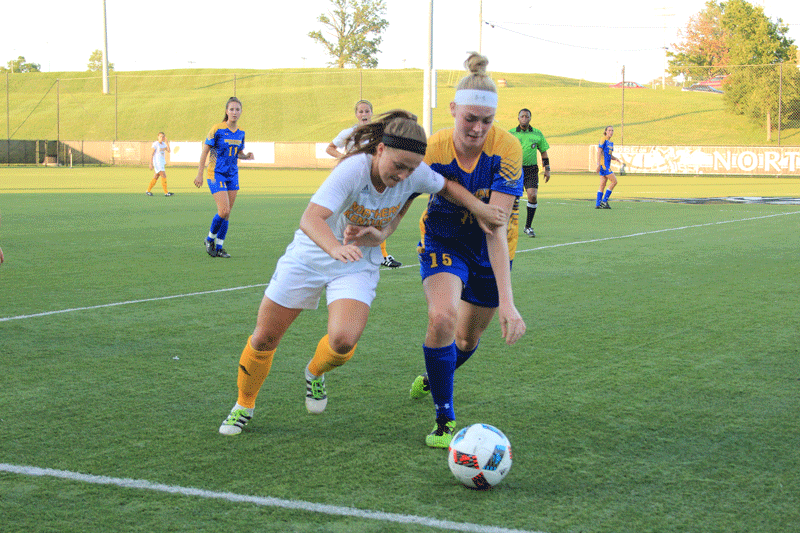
[{"xmin": 2, "ymin": 0, "xmax": 799, "ymax": 83}]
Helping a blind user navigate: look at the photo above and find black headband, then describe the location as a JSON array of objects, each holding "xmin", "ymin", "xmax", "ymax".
[{"xmin": 381, "ymin": 134, "xmax": 427, "ymax": 156}]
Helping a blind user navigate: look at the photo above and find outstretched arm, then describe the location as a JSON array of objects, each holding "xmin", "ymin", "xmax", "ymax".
[{"xmin": 484, "ymin": 190, "xmax": 526, "ymax": 345}]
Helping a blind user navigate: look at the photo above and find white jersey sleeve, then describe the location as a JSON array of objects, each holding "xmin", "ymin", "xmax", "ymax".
[{"xmin": 331, "ymin": 125, "xmax": 357, "ymax": 150}]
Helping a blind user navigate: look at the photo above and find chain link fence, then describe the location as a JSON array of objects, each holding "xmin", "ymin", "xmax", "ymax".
[{"xmin": 2, "ymin": 63, "xmax": 799, "ymax": 166}]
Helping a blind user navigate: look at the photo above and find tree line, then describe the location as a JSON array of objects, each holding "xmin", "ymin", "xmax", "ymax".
[{"xmin": 668, "ymin": 0, "xmax": 799, "ymax": 131}]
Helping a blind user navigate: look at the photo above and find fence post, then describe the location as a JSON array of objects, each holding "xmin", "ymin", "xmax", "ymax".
[
  {"xmin": 56, "ymin": 78, "xmax": 60, "ymax": 166},
  {"xmin": 620, "ymin": 65, "xmax": 625, "ymax": 145},
  {"xmin": 5, "ymin": 72, "xmax": 9, "ymax": 166},
  {"xmin": 115, "ymin": 75, "xmax": 118, "ymax": 142},
  {"xmin": 778, "ymin": 62, "xmax": 783, "ymax": 147}
]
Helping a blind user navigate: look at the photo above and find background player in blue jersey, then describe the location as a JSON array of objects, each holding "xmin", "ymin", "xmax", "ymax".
[
  {"xmin": 409, "ymin": 53, "xmax": 527, "ymax": 448},
  {"xmin": 193, "ymin": 97, "xmax": 254, "ymax": 257},
  {"xmin": 596, "ymin": 125, "xmax": 621, "ymax": 209}
]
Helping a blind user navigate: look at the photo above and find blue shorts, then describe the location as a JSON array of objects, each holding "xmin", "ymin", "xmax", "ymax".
[
  {"xmin": 207, "ymin": 173, "xmax": 240, "ymax": 194},
  {"xmin": 598, "ymin": 166, "xmax": 614, "ymax": 177},
  {"xmin": 419, "ymin": 246, "xmax": 512, "ymax": 309}
]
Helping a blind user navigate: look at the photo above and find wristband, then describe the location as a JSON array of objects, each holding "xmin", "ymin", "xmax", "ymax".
[{"xmin": 542, "ymin": 157, "xmax": 550, "ymax": 171}]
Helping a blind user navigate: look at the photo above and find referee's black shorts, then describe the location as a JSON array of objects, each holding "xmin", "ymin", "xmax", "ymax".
[{"xmin": 523, "ymin": 165, "xmax": 539, "ymax": 190}]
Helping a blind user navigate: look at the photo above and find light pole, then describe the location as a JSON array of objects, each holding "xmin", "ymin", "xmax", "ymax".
[
  {"xmin": 102, "ymin": 0, "xmax": 110, "ymax": 95},
  {"xmin": 423, "ymin": 0, "xmax": 433, "ymax": 136},
  {"xmin": 655, "ymin": 7, "xmax": 674, "ymax": 90}
]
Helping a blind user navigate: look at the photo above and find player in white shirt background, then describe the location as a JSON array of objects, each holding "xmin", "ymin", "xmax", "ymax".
[{"xmin": 146, "ymin": 131, "xmax": 173, "ymax": 197}]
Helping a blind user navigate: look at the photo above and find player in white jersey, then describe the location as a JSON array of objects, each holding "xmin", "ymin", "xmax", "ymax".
[
  {"xmin": 327, "ymin": 100, "xmax": 401, "ymax": 268},
  {"xmin": 146, "ymin": 132, "xmax": 173, "ymax": 197},
  {"xmin": 218, "ymin": 110, "xmax": 509, "ymax": 436}
]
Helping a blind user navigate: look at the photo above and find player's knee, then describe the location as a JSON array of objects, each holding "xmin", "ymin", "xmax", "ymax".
[
  {"xmin": 327, "ymin": 333, "xmax": 357, "ymax": 356},
  {"xmin": 218, "ymin": 207, "xmax": 231, "ymax": 219},
  {"xmin": 456, "ymin": 337, "xmax": 480, "ymax": 353},
  {"xmin": 427, "ymin": 307, "xmax": 457, "ymax": 337}
]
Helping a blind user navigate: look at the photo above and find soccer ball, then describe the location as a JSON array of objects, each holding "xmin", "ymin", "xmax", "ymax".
[{"xmin": 447, "ymin": 423, "xmax": 513, "ymax": 489}]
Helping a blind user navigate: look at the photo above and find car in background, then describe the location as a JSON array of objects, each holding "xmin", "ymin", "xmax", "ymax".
[
  {"xmin": 682, "ymin": 84, "xmax": 724, "ymax": 94},
  {"xmin": 609, "ymin": 81, "xmax": 646, "ymax": 88},
  {"xmin": 698, "ymin": 74, "xmax": 729, "ymax": 88}
]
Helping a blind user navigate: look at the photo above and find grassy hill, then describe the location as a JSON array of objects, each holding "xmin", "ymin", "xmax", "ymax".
[{"xmin": 2, "ymin": 68, "xmax": 796, "ymax": 146}]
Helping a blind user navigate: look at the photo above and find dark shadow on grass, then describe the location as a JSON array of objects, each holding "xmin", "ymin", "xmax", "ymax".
[
  {"xmin": 559, "ymin": 108, "xmax": 721, "ymax": 140},
  {"xmin": 193, "ymin": 73, "xmax": 267, "ymax": 91}
]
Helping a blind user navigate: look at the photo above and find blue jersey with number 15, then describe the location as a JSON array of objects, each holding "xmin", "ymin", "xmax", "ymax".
[{"xmin": 205, "ymin": 123, "xmax": 245, "ymax": 179}]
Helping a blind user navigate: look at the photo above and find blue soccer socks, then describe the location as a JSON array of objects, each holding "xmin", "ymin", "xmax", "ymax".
[
  {"xmin": 208, "ymin": 214, "xmax": 224, "ymax": 242},
  {"xmin": 423, "ymin": 342, "xmax": 457, "ymax": 421},
  {"xmin": 455, "ymin": 341, "xmax": 479, "ymax": 370},
  {"xmin": 216, "ymin": 219, "xmax": 229, "ymax": 250}
]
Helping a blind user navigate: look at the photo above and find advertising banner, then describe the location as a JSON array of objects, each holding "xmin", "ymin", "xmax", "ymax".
[{"xmin": 611, "ymin": 146, "xmax": 800, "ymax": 176}]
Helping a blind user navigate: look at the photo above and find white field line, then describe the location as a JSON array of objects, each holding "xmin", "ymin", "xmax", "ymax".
[
  {"xmin": 0, "ymin": 284, "xmax": 267, "ymax": 322},
  {"xmin": 0, "ymin": 463, "xmax": 545, "ymax": 533},
  {"xmin": 2, "ymin": 210, "xmax": 798, "ymax": 323}
]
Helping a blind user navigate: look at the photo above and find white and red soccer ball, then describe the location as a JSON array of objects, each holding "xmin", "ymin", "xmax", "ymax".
[{"xmin": 448, "ymin": 423, "xmax": 513, "ymax": 489}]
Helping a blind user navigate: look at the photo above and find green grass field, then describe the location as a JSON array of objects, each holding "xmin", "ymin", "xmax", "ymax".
[
  {"xmin": 1, "ymin": 168, "xmax": 799, "ymax": 533},
  {"xmin": 3, "ymin": 68, "xmax": 797, "ymax": 146}
]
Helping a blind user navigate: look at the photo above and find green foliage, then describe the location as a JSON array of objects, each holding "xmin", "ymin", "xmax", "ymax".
[
  {"xmin": 1, "ymin": 168, "xmax": 799, "ymax": 532},
  {"xmin": 668, "ymin": 0, "xmax": 799, "ymax": 129},
  {"xmin": 87, "ymin": 49, "xmax": 114, "ymax": 72},
  {"xmin": 308, "ymin": 0, "xmax": 389, "ymax": 69},
  {"xmin": 0, "ymin": 55, "xmax": 41, "ymax": 73},
  {"xmin": 667, "ymin": 1, "xmax": 726, "ymax": 79}
]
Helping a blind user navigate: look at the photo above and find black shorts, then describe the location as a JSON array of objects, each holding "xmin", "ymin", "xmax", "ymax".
[{"xmin": 523, "ymin": 165, "xmax": 539, "ymax": 190}]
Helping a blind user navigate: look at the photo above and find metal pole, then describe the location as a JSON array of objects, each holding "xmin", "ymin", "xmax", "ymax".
[
  {"xmin": 57, "ymin": 78, "xmax": 60, "ymax": 166},
  {"xmin": 102, "ymin": 0, "xmax": 110, "ymax": 94},
  {"xmin": 423, "ymin": 0, "xmax": 433, "ymax": 136},
  {"xmin": 778, "ymin": 62, "xmax": 783, "ymax": 146},
  {"xmin": 6, "ymin": 72, "xmax": 9, "ymax": 166},
  {"xmin": 620, "ymin": 66, "xmax": 625, "ymax": 145},
  {"xmin": 478, "ymin": 0, "xmax": 482, "ymax": 54},
  {"xmin": 114, "ymin": 75, "xmax": 118, "ymax": 142}
]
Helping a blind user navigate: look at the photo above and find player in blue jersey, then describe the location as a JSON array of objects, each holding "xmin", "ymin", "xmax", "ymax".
[
  {"xmin": 596, "ymin": 125, "xmax": 620, "ymax": 209},
  {"xmin": 409, "ymin": 53, "xmax": 527, "ymax": 448},
  {"xmin": 193, "ymin": 97, "xmax": 254, "ymax": 257}
]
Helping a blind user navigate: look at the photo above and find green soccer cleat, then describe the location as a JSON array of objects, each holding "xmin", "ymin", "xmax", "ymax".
[
  {"xmin": 425, "ymin": 416, "xmax": 456, "ymax": 448},
  {"xmin": 219, "ymin": 406, "xmax": 253, "ymax": 436},
  {"xmin": 305, "ymin": 373, "xmax": 328, "ymax": 414},
  {"xmin": 409, "ymin": 375, "xmax": 430, "ymax": 399}
]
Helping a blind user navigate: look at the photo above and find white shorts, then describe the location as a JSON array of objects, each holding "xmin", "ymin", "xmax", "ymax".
[
  {"xmin": 153, "ymin": 159, "xmax": 166, "ymax": 173},
  {"xmin": 264, "ymin": 253, "xmax": 379, "ymax": 310}
]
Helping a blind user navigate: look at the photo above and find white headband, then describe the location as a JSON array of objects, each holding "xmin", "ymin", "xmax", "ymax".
[{"xmin": 453, "ymin": 89, "xmax": 498, "ymax": 109}]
